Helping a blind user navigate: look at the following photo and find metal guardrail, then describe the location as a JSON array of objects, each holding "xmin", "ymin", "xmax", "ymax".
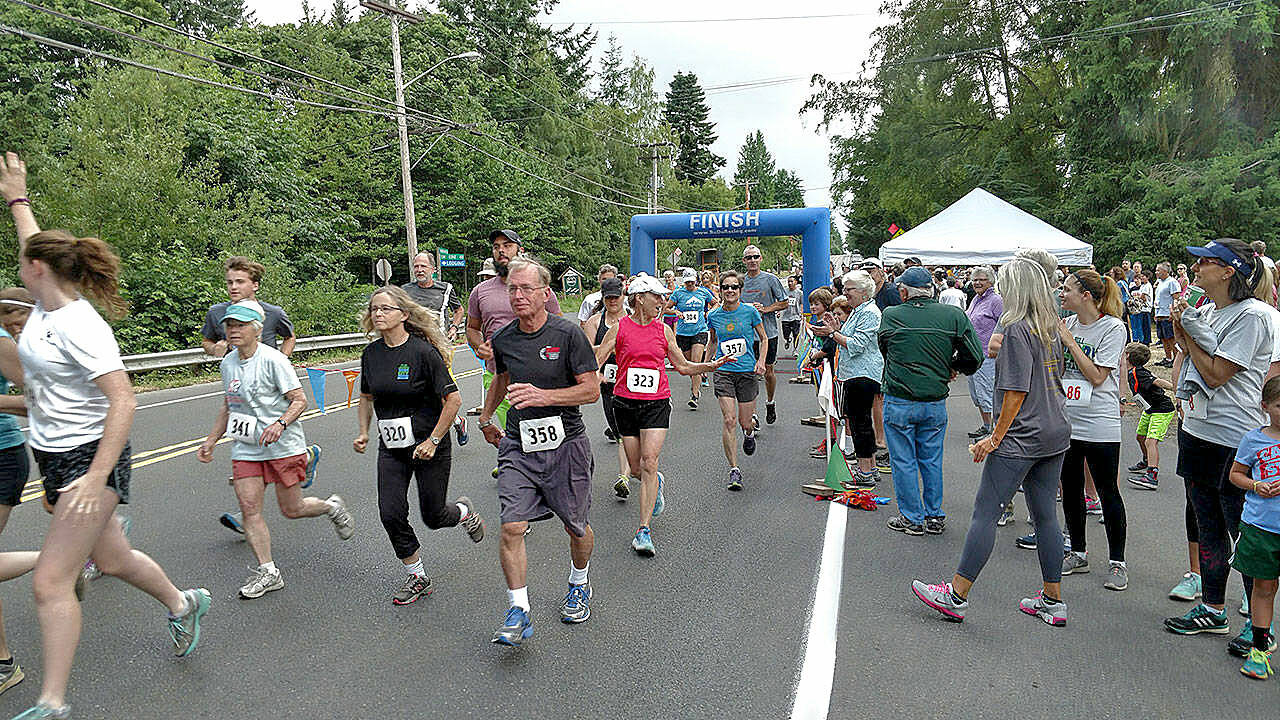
[{"xmin": 122, "ymin": 332, "xmax": 368, "ymax": 372}]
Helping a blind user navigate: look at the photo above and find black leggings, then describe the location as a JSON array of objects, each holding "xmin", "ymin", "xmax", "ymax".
[
  {"xmin": 841, "ymin": 377, "xmax": 880, "ymax": 459},
  {"xmin": 1061, "ymin": 439, "xmax": 1126, "ymax": 562},
  {"xmin": 377, "ymin": 441, "xmax": 459, "ymax": 559},
  {"xmin": 1176, "ymin": 429, "xmax": 1250, "ymax": 606}
]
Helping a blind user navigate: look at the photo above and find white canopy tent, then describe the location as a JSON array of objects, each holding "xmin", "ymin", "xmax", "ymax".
[{"xmin": 878, "ymin": 188, "xmax": 1092, "ymax": 267}]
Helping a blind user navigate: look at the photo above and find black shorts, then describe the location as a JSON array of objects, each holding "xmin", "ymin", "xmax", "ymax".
[
  {"xmin": 676, "ymin": 332, "xmax": 709, "ymax": 354},
  {"xmin": 782, "ymin": 320, "xmax": 801, "ymax": 339},
  {"xmin": 613, "ymin": 396, "xmax": 672, "ymax": 436},
  {"xmin": 33, "ymin": 439, "xmax": 132, "ymax": 506},
  {"xmin": 600, "ymin": 383, "xmax": 620, "ymax": 436},
  {"xmin": 713, "ymin": 371, "xmax": 759, "ymax": 403},
  {"xmin": 0, "ymin": 443, "xmax": 30, "ymax": 506},
  {"xmin": 752, "ymin": 338, "xmax": 779, "ymax": 366},
  {"xmin": 1156, "ymin": 318, "xmax": 1175, "ymax": 340}
]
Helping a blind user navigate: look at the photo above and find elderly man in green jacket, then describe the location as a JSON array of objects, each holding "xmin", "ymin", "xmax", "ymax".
[{"xmin": 878, "ymin": 266, "xmax": 984, "ymax": 536}]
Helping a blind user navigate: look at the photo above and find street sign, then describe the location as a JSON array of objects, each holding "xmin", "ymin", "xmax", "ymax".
[
  {"xmin": 439, "ymin": 252, "xmax": 466, "ymax": 268},
  {"xmin": 375, "ymin": 258, "xmax": 392, "ymax": 284}
]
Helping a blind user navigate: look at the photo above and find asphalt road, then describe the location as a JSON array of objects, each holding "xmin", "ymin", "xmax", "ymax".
[{"xmin": 0, "ymin": 346, "xmax": 1275, "ymax": 719}]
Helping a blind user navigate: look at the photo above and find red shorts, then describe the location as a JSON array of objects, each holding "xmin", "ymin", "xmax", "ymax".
[{"xmin": 232, "ymin": 453, "xmax": 307, "ymax": 488}]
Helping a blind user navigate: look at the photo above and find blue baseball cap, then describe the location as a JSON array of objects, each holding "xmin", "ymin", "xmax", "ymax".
[
  {"xmin": 222, "ymin": 299, "xmax": 265, "ymax": 324},
  {"xmin": 899, "ymin": 266, "xmax": 934, "ymax": 288},
  {"xmin": 1186, "ymin": 240, "xmax": 1253, "ymax": 275}
]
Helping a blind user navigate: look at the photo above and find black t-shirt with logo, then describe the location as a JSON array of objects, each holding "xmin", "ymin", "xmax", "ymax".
[
  {"xmin": 360, "ymin": 335, "xmax": 458, "ymax": 444},
  {"xmin": 492, "ymin": 314, "xmax": 598, "ymax": 440}
]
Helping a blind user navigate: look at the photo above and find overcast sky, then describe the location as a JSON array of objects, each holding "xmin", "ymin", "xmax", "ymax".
[{"xmin": 244, "ymin": 1, "xmax": 886, "ymax": 216}]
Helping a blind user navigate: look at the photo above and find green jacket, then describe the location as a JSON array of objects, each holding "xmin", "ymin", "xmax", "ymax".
[{"xmin": 878, "ymin": 297, "xmax": 984, "ymax": 402}]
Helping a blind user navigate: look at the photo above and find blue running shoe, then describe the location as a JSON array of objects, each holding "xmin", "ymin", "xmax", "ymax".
[
  {"xmin": 1241, "ymin": 647, "xmax": 1274, "ymax": 680},
  {"xmin": 303, "ymin": 444, "xmax": 322, "ymax": 488},
  {"xmin": 454, "ymin": 416, "xmax": 469, "ymax": 446},
  {"xmin": 219, "ymin": 511, "xmax": 244, "ymax": 535},
  {"xmin": 168, "ymin": 588, "xmax": 212, "ymax": 657},
  {"xmin": 560, "ymin": 582, "xmax": 591, "ymax": 623},
  {"xmin": 491, "ymin": 606, "xmax": 533, "ymax": 646},
  {"xmin": 652, "ymin": 472, "xmax": 665, "ymax": 518},
  {"xmin": 1164, "ymin": 603, "xmax": 1230, "ymax": 635},
  {"xmin": 632, "ymin": 527, "xmax": 655, "ymax": 557},
  {"xmin": 10, "ymin": 703, "xmax": 70, "ymax": 719}
]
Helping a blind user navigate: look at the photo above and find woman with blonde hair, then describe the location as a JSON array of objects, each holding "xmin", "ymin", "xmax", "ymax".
[
  {"xmin": 354, "ymin": 286, "xmax": 485, "ymax": 605},
  {"xmin": 1056, "ymin": 269, "xmax": 1131, "ymax": 590},
  {"xmin": 912, "ymin": 256, "xmax": 1072, "ymax": 627}
]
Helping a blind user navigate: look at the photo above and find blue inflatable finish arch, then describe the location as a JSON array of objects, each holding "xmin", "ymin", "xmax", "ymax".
[{"xmin": 630, "ymin": 207, "xmax": 831, "ymax": 312}]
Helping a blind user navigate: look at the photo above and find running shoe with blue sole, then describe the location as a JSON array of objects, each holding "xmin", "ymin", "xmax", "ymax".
[
  {"xmin": 560, "ymin": 582, "xmax": 591, "ymax": 623},
  {"xmin": 632, "ymin": 527, "xmax": 655, "ymax": 557},
  {"xmin": 1241, "ymin": 647, "xmax": 1274, "ymax": 680},
  {"xmin": 219, "ymin": 511, "xmax": 245, "ymax": 535},
  {"xmin": 169, "ymin": 588, "xmax": 212, "ymax": 657},
  {"xmin": 302, "ymin": 444, "xmax": 321, "ymax": 488},
  {"xmin": 652, "ymin": 472, "xmax": 665, "ymax": 518},
  {"xmin": 10, "ymin": 703, "xmax": 70, "ymax": 719},
  {"xmin": 492, "ymin": 606, "xmax": 533, "ymax": 647},
  {"xmin": 454, "ymin": 417, "xmax": 469, "ymax": 446}
]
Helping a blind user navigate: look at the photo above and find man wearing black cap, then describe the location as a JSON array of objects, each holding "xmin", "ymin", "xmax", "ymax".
[{"xmin": 878, "ymin": 266, "xmax": 984, "ymax": 537}]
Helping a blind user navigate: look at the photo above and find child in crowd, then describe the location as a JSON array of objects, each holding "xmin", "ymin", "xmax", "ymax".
[
  {"xmin": 1227, "ymin": 374, "xmax": 1280, "ymax": 680},
  {"xmin": 1124, "ymin": 342, "xmax": 1175, "ymax": 490}
]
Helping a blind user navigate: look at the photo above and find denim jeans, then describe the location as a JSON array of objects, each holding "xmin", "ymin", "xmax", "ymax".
[
  {"xmin": 1130, "ymin": 312, "xmax": 1151, "ymax": 344},
  {"xmin": 883, "ymin": 395, "xmax": 948, "ymax": 525}
]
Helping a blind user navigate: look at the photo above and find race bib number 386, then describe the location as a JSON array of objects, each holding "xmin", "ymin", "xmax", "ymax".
[{"xmin": 520, "ymin": 416, "xmax": 565, "ymax": 452}]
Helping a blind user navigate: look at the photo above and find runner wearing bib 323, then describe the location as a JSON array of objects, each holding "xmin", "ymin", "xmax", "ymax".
[
  {"xmin": 595, "ymin": 274, "xmax": 729, "ymax": 557},
  {"xmin": 706, "ymin": 270, "xmax": 767, "ymax": 491}
]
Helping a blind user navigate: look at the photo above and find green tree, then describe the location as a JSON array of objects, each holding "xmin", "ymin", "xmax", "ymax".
[
  {"xmin": 733, "ymin": 130, "xmax": 776, "ymax": 208},
  {"xmin": 664, "ymin": 71, "xmax": 724, "ymax": 184},
  {"xmin": 597, "ymin": 34, "xmax": 627, "ymax": 106},
  {"xmin": 773, "ymin": 169, "xmax": 805, "ymax": 209}
]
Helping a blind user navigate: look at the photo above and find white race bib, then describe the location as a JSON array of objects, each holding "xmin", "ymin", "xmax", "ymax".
[
  {"xmin": 1062, "ymin": 379, "xmax": 1093, "ymax": 407},
  {"xmin": 519, "ymin": 416, "xmax": 565, "ymax": 453},
  {"xmin": 227, "ymin": 412, "xmax": 258, "ymax": 444},
  {"xmin": 378, "ymin": 416, "xmax": 415, "ymax": 449},
  {"xmin": 601, "ymin": 363, "xmax": 618, "ymax": 383},
  {"xmin": 720, "ymin": 337, "xmax": 748, "ymax": 358},
  {"xmin": 1133, "ymin": 393, "xmax": 1151, "ymax": 412},
  {"xmin": 1186, "ymin": 392, "xmax": 1209, "ymax": 420},
  {"xmin": 626, "ymin": 367, "xmax": 661, "ymax": 394},
  {"xmin": 681, "ymin": 310, "xmax": 700, "ymax": 324}
]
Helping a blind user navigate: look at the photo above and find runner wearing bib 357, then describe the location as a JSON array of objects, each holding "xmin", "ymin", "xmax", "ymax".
[
  {"xmin": 669, "ymin": 269, "xmax": 717, "ymax": 410},
  {"xmin": 706, "ymin": 270, "xmax": 768, "ymax": 491},
  {"xmin": 479, "ymin": 258, "xmax": 599, "ymax": 648},
  {"xmin": 196, "ymin": 300, "xmax": 354, "ymax": 600},
  {"xmin": 594, "ymin": 274, "xmax": 730, "ymax": 557}
]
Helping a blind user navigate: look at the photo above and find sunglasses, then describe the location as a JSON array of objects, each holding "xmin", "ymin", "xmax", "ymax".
[
  {"xmin": 743, "ymin": 254, "xmax": 761, "ymax": 260},
  {"xmin": 720, "ymin": 284, "xmax": 741, "ymax": 290}
]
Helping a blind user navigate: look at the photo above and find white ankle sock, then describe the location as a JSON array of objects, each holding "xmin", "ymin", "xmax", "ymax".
[
  {"xmin": 405, "ymin": 559, "xmax": 425, "ymax": 578},
  {"xmin": 260, "ymin": 561, "xmax": 277, "ymax": 573},
  {"xmin": 456, "ymin": 502, "xmax": 469, "ymax": 519},
  {"xmin": 568, "ymin": 562, "xmax": 589, "ymax": 586},
  {"xmin": 508, "ymin": 586, "xmax": 530, "ymax": 611}
]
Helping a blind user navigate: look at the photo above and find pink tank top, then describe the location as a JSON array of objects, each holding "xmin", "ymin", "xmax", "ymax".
[{"xmin": 613, "ymin": 315, "xmax": 671, "ymax": 400}]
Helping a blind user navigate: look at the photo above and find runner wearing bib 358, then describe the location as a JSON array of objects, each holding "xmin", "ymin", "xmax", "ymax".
[
  {"xmin": 196, "ymin": 300, "xmax": 354, "ymax": 600},
  {"xmin": 669, "ymin": 269, "xmax": 717, "ymax": 410},
  {"xmin": 480, "ymin": 258, "xmax": 599, "ymax": 648},
  {"xmin": 594, "ymin": 274, "xmax": 730, "ymax": 557},
  {"xmin": 706, "ymin": 270, "xmax": 768, "ymax": 491},
  {"xmin": 354, "ymin": 287, "xmax": 485, "ymax": 606}
]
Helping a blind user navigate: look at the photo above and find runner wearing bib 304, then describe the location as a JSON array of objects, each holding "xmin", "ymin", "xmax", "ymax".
[
  {"xmin": 706, "ymin": 270, "xmax": 768, "ymax": 492},
  {"xmin": 3, "ymin": 153, "xmax": 211, "ymax": 719},
  {"xmin": 595, "ymin": 274, "xmax": 730, "ymax": 557},
  {"xmin": 197, "ymin": 300, "xmax": 354, "ymax": 600},
  {"xmin": 583, "ymin": 277, "xmax": 636, "ymax": 499},
  {"xmin": 354, "ymin": 287, "xmax": 485, "ymax": 607},
  {"xmin": 479, "ymin": 259, "xmax": 599, "ymax": 648},
  {"xmin": 669, "ymin": 268, "xmax": 717, "ymax": 411}
]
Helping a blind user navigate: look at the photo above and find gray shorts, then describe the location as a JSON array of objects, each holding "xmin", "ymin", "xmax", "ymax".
[
  {"xmin": 967, "ymin": 356, "xmax": 996, "ymax": 414},
  {"xmin": 713, "ymin": 370, "xmax": 759, "ymax": 403},
  {"xmin": 497, "ymin": 432, "xmax": 593, "ymax": 537}
]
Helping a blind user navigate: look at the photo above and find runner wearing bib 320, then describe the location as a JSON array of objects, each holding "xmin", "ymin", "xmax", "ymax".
[
  {"xmin": 480, "ymin": 259, "xmax": 599, "ymax": 648},
  {"xmin": 595, "ymin": 274, "xmax": 729, "ymax": 557},
  {"xmin": 706, "ymin": 270, "xmax": 768, "ymax": 492}
]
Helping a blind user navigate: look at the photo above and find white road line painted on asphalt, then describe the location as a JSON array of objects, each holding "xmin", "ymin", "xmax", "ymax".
[{"xmin": 789, "ymin": 500, "xmax": 848, "ymax": 720}]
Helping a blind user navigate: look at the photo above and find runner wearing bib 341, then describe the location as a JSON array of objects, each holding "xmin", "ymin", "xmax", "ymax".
[
  {"xmin": 480, "ymin": 259, "xmax": 599, "ymax": 648},
  {"xmin": 595, "ymin": 274, "xmax": 729, "ymax": 557},
  {"xmin": 706, "ymin": 270, "xmax": 768, "ymax": 491},
  {"xmin": 196, "ymin": 300, "xmax": 354, "ymax": 600}
]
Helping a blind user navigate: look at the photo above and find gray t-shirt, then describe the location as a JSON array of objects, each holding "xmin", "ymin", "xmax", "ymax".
[
  {"xmin": 741, "ymin": 271, "xmax": 788, "ymax": 338},
  {"xmin": 491, "ymin": 314, "xmax": 599, "ymax": 440},
  {"xmin": 1062, "ymin": 314, "xmax": 1126, "ymax": 442},
  {"xmin": 993, "ymin": 320, "xmax": 1070, "ymax": 458},
  {"xmin": 1183, "ymin": 298, "xmax": 1273, "ymax": 448},
  {"xmin": 202, "ymin": 300, "xmax": 294, "ymax": 350},
  {"xmin": 1154, "ymin": 277, "xmax": 1179, "ymax": 318},
  {"xmin": 401, "ymin": 280, "xmax": 461, "ymax": 320},
  {"xmin": 780, "ymin": 287, "xmax": 802, "ymax": 321}
]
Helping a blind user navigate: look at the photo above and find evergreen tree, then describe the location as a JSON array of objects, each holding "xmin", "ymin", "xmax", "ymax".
[
  {"xmin": 733, "ymin": 130, "xmax": 776, "ymax": 208},
  {"xmin": 773, "ymin": 168, "xmax": 805, "ymax": 209},
  {"xmin": 664, "ymin": 71, "xmax": 724, "ymax": 184},
  {"xmin": 598, "ymin": 35, "xmax": 627, "ymax": 107},
  {"xmin": 163, "ymin": 0, "xmax": 248, "ymax": 34},
  {"xmin": 330, "ymin": 0, "xmax": 350, "ymax": 26}
]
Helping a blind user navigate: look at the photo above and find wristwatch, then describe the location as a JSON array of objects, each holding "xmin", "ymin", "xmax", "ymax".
[
  {"xmin": 477, "ymin": 418, "xmax": 493, "ymax": 429},
  {"xmin": 429, "ymin": 435, "xmax": 441, "ymax": 446},
  {"xmin": 275, "ymin": 419, "xmax": 287, "ymax": 428}
]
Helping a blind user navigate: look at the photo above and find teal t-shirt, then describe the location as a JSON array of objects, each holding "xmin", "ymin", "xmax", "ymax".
[
  {"xmin": 0, "ymin": 328, "xmax": 24, "ymax": 450},
  {"xmin": 672, "ymin": 287, "xmax": 714, "ymax": 336},
  {"xmin": 707, "ymin": 304, "xmax": 763, "ymax": 373}
]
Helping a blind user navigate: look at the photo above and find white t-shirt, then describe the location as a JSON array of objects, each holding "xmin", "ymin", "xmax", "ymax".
[
  {"xmin": 1134, "ymin": 282, "xmax": 1153, "ymax": 312},
  {"xmin": 1183, "ymin": 298, "xmax": 1273, "ymax": 448},
  {"xmin": 577, "ymin": 291, "xmax": 602, "ymax": 323},
  {"xmin": 939, "ymin": 288, "xmax": 967, "ymax": 308},
  {"xmin": 18, "ymin": 299, "xmax": 126, "ymax": 452},
  {"xmin": 1260, "ymin": 303, "xmax": 1280, "ymax": 363},
  {"xmin": 220, "ymin": 344, "xmax": 307, "ymax": 461},
  {"xmin": 1062, "ymin": 314, "xmax": 1126, "ymax": 442}
]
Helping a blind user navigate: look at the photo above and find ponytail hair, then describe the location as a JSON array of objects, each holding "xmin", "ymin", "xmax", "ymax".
[
  {"xmin": 22, "ymin": 231, "xmax": 128, "ymax": 320},
  {"xmin": 1071, "ymin": 269, "xmax": 1122, "ymax": 318}
]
